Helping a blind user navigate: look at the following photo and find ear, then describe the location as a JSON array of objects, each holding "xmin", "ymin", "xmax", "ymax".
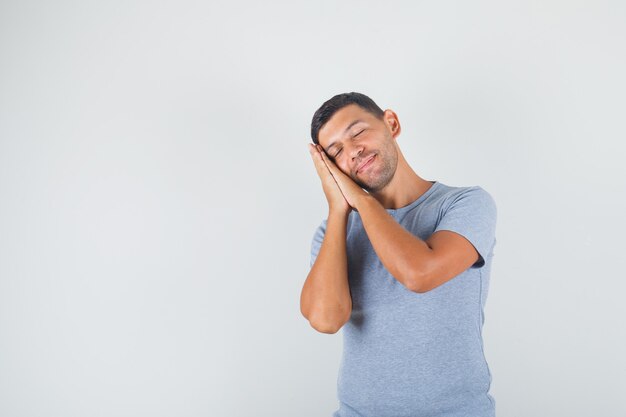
[{"xmin": 383, "ymin": 109, "xmax": 401, "ymax": 139}]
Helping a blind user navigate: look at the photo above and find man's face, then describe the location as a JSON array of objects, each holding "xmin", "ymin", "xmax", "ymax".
[{"xmin": 317, "ymin": 104, "xmax": 399, "ymax": 193}]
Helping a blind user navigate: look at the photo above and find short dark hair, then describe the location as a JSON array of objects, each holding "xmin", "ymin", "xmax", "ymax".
[{"xmin": 310, "ymin": 92, "xmax": 384, "ymax": 144}]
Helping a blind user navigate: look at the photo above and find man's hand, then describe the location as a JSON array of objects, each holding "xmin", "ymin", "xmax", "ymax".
[
  {"xmin": 308, "ymin": 143, "xmax": 350, "ymax": 215},
  {"xmin": 314, "ymin": 145, "xmax": 370, "ymax": 210}
]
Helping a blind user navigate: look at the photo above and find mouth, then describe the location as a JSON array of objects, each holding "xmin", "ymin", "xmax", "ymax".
[{"xmin": 357, "ymin": 154, "xmax": 376, "ymax": 174}]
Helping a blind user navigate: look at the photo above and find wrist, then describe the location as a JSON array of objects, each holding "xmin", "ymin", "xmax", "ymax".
[
  {"xmin": 354, "ymin": 193, "xmax": 374, "ymax": 212},
  {"xmin": 328, "ymin": 207, "xmax": 350, "ymax": 219}
]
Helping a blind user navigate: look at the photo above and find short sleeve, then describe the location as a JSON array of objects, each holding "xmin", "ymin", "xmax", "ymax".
[
  {"xmin": 433, "ymin": 186, "xmax": 497, "ymax": 269},
  {"xmin": 309, "ymin": 219, "xmax": 327, "ymax": 268}
]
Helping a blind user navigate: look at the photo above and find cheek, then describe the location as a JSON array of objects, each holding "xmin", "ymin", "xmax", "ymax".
[{"xmin": 337, "ymin": 161, "xmax": 352, "ymax": 176}]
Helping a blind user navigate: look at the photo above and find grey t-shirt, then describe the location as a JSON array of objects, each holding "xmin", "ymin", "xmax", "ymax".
[{"xmin": 309, "ymin": 181, "xmax": 498, "ymax": 417}]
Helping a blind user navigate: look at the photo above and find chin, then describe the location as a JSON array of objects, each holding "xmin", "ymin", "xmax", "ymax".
[{"xmin": 366, "ymin": 173, "xmax": 395, "ymax": 193}]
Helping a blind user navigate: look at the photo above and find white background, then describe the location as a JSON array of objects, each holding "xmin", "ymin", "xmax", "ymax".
[{"xmin": 1, "ymin": 1, "xmax": 625, "ymax": 416}]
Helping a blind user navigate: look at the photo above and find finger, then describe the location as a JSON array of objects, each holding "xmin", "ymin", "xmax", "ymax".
[
  {"xmin": 315, "ymin": 145, "xmax": 332, "ymax": 167},
  {"xmin": 312, "ymin": 144, "xmax": 342, "ymax": 180},
  {"xmin": 308, "ymin": 144, "xmax": 334, "ymax": 179},
  {"xmin": 308, "ymin": 143, "xmax": 325, "ymax": 165},
  {"xmin": 316, "ymin": 148, "xmax": 351, "ymax": 196},
  {"xmin": 317, "ymin": 146, "xmax": 343, "ymax": 178}
]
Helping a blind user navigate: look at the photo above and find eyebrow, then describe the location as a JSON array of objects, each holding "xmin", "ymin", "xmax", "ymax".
[{"xmin": 325, "ymin": 119, "xmax": 365, "ymax": 153}]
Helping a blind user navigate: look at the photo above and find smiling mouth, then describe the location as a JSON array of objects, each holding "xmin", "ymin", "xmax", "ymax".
[{"xmin": 357, "ymin": 154, "xmax": 376, "ymax": 174}]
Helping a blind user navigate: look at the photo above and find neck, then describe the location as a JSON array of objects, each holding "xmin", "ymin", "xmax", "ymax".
[{"xmin": 369, "ymin": 150, "xmax": 433, "ymax": 210}]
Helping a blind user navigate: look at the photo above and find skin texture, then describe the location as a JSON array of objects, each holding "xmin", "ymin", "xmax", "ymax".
[{"xmin": 301, "ymin": 104, "xmax": 481, "ymax": 333}]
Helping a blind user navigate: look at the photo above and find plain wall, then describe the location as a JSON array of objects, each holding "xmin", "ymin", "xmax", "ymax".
[{"xmin": 1, "ymin": 1, "xmax": 625, "ymax": 416}]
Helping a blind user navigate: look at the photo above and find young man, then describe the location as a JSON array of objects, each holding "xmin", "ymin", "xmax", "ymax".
[{"xmin": 301, "ymin": 92, "xmax": 498, "ymax": 417}]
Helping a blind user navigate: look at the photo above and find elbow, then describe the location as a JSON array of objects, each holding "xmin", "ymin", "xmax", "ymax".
[
  {"xmin": 407, "ymin": 267, "xmax": 432, "ymax": 294},
  {"xmin": 307, "ymin": 311, "xmax": 350, "ymax": 334},
  {"xmin": 309, "ymin": 320, "xmax": 342, "ymax": 334}
]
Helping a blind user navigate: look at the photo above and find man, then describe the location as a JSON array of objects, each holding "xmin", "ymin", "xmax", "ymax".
[{"xmin": 300, "ymin": 92, "xmax": 498, "ymax": 417}]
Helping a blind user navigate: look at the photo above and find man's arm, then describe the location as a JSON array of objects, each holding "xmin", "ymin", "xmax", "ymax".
[
  {"xmin": 300, "ymin": 210, "xmax": 352, "ymax": 334},
  {"xmin": 312, "ymin": 146, "xmax": 481, "ymax": 293},
  {"xmin": 355, "ymin": 195, "xmax": 480, "ymax": 293},
  {"xmin": 301, "ymin": 144, "xmax": 352, "ymax": 334},
  {"xmin": 312, "ymin": 147, "xmax": 494, "ymax": 294}
]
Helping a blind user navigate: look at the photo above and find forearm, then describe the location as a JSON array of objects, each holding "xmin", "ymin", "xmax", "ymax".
[
  {"xmin": 300, "ymin": 210, "xmax": 352, "ymax": 333},
  {"xmin": 355, "ymin": 195, "xmax": 432, "ymax": 291}
]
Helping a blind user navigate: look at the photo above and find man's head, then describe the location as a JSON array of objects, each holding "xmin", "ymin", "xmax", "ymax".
[
  {"xmin": 310, "ymin": 92, "xmax": 402, "ymax": 193},
  {"xmin": 311, "ymin": 92, "xmax": 385, "ymax": 145}
]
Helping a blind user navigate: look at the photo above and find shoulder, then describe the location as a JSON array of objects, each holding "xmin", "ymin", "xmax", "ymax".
[{"xmin": 436, "ymin": 183, "xmax": 496, "ymax": 212}]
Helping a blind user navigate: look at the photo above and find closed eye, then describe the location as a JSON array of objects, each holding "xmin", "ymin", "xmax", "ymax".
[{"xmin": 334, "ymin": 130, "xmax": 364, "ymax": 158}]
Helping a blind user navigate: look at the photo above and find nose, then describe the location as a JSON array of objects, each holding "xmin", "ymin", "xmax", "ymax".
[
  {"xmin": 349, "ymin": 143, "xmax": 364, "ymax": 162},
  {"xmin": 343, "ymin": 143, "xmax": 364, "ymax": 174}
]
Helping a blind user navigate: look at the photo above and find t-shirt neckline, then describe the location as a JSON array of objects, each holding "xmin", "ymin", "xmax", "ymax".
[{"xmin": 385, "ymin": 180, "xmax": 440, "ymax": 215}]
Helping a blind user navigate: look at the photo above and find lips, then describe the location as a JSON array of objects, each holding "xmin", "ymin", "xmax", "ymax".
[{"xmin": 357, "ymin": 154, "xmax": 376, "ymax": 174}]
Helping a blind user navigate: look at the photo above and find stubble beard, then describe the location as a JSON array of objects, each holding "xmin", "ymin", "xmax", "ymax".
[{"xmin": 353, "ymin": 145, "xmax": 398, "ymax": 193}]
